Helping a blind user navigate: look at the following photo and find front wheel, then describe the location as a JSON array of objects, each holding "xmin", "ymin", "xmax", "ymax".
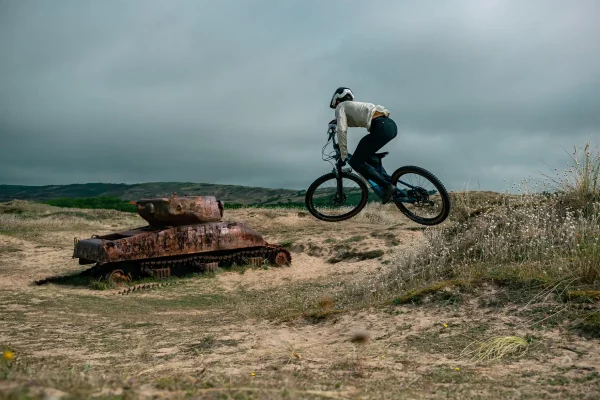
[
  {"xmin": 390, "ymin": 166, "xmax": 451, "ymax": 226},
  {"xmin": 305, "ymin": 171, "xmax": 369, "ymax": 222}
]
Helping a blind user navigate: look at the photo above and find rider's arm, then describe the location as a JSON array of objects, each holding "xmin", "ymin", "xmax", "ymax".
[{"xmin": 335, "ymin": 104, "xmax": 349, "ymax": 161}]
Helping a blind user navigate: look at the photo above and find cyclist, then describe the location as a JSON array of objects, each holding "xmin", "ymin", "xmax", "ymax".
[{"xmin": 329, "ymin": 87, "xmax": 398, "ymax": 204}]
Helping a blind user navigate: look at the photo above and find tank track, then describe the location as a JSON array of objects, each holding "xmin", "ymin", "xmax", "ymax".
[
  {"xmin": 138, "ymin": 245, "xmax": 291, "ymax": 273},
  {"xmin": 35, "ymin": 245, "xmax": 291, "ymax": 286},
  {"xmin": 116, "ymin": 281, "xmax": 178, "ymax": 295}
]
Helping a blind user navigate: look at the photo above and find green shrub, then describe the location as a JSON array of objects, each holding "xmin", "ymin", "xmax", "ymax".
[{"xmin": 44, "ymin": 196, "xmax": 137, "ymax": 212}]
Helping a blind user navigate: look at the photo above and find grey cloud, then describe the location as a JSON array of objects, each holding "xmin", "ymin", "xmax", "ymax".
[{"xmin": 1, "ymin": 0, "xmax": 599, "ymax": 192}]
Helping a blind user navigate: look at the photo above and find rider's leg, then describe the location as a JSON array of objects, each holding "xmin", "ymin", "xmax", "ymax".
[{"xmin": 348, "ymin": 117, "xmax": 398, "ymax": 203}]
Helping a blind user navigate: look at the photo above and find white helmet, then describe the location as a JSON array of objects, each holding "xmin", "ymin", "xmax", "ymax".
[{"xmin": 330, "ymin": 87, "xmax": 354, "ymax": 109}]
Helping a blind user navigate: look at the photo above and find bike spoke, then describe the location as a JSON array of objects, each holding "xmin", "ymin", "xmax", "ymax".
[{"xmin": 394, "ymin": 172, "xmax": 445, "ymax": 221}]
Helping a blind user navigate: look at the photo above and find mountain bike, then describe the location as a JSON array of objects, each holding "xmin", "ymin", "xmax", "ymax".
[{"xmin": 304, "ymin": 125, "xmax": 451, "ymax": 225}]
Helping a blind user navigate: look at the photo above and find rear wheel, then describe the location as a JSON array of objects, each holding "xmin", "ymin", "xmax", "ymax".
[
  {"xmin": 305, "ymin": 172, "xmax": 369, "ymax": 222},
  {"xmin": 390, "ymin": 166, "xmax": 451, "ymax": 225}
]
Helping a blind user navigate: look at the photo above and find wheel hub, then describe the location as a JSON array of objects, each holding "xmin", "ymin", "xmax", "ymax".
[{"xmin": 330, "ymin": 193, "xmax": 347, "ymax": 206}]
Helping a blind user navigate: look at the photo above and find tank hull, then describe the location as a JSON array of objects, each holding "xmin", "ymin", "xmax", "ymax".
[{"xmin": 74, "ymin": 222, "xmax": 267, "ymax": 264}]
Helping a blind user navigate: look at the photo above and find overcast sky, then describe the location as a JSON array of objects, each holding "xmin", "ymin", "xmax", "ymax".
[{"xmin": 1, "ymin": 0, "xmax": 599, "ymax": 192}]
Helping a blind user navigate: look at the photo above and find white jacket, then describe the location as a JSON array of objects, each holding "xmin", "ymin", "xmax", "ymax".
[{"xmin": 335, "ymin": 101, "xmax": 390, "ymax": 161}]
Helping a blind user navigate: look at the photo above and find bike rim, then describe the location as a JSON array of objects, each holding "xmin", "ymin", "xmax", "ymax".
[
  {"xmin": 308, "ymin": 174, "xmax": 367, "ymax": 219},
  {"xmin": 393, "ymin": 171, "xmax": 447, "ymax": 222}
]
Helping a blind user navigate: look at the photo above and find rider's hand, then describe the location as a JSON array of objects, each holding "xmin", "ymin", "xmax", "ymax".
[
  {"xmin": 328, "ymin": 119, "xmax": 337, "ymax": 131},
  {"xmin": 337, "ymin": 158, "xmax": 346, "ymax": 167}
]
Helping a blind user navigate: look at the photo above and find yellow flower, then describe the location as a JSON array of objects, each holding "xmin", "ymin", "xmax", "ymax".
[
  {"xmin": 443, "ymin": 323, "xmax": 448, "ymax": 328},
  {"xmin": 3, "ymin": 351, "xmax": 14, "ymax": 361},
  {"xmin": 455, "ymin": 367, "xmax": 460, "ymax": 371},
  {"xmin": 250, "ymin": 371, "xmax": 255, "ymax": 376},
  {"xmin": 381, "ymin": 356, "xmax": 386, "ymax": 359}
]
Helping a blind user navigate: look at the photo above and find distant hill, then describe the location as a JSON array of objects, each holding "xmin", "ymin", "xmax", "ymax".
[{"xmin": 0, "ymin": 182, "xmax": 308, "ymax": 205}]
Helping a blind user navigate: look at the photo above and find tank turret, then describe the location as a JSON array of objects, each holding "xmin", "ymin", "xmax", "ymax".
[{"xmin": 135, "ymin": 194, "xmax": 224, "ymax": 226}]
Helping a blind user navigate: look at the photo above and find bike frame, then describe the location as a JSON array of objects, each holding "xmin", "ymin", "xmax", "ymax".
[{"xmin": 327, "ymin": 129, "xmax": 419, "ymax": 200}]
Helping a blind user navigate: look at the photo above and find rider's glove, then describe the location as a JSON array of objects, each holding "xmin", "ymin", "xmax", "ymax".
[
  {"xmin": 337, "ymin": 158, "xmax": 346, "ymax": 167},
  {"xmin": 328, "ymin": 119, "xmax": 337, "ymax": 131}
]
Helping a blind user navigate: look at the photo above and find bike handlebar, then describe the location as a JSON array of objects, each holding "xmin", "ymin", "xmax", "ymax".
[{"xmin": 327, "ymin": 127, "xmax": 335, "ymax": 140}]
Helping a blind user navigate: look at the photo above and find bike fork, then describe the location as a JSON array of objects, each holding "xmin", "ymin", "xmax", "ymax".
[
  {"xmin": 333, "ymin": 165, "xmax": 354, "ymax": 197},
  {"xmin": 334, "ymin": 165, "xmax": 345, "ymax": 197}
]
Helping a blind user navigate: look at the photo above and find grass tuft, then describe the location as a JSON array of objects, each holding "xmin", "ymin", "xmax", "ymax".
[
  {"xmin": 461, "ymin": 336, "xmax": 529, "ymax": 364},
  {"xmin": 392, "ymin": 280, "xmax": 467, "ymax": 305},
  {"xmin": 565, "ymin": 290, "xmax": 600, "ymax": 303},
  {"xmin": 88, "ymin": 280, "xmax": 112, "ymax": 291},
  {"xmin": 327, "ymin": 249, "xmax": 384, "ymax": 264},
  {"xmin": 574, "ymin": 312, "xmax": 600, "ymax": 338},
  {"xmin": 342, "ymin": 235, "xmax": 366, "ymax": 244}
]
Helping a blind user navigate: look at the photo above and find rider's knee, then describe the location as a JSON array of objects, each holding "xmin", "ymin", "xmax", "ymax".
[{"xmin": 348, "ymin": 158, "xmax": 361, "ymax": 170}]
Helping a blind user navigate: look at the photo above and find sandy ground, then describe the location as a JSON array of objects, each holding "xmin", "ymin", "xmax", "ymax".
[{"xmin": 0, "ymin": 204, "xmax": 599, "ymax": 399}]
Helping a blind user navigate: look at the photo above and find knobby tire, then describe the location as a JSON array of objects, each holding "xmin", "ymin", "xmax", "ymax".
[
  {"xmin": 390, "ymin": 165, "xmax": 451, "ymax": 226},
  {"xmin": 305, "ymin": 171, "xmax": 369, "ymax": 222}
]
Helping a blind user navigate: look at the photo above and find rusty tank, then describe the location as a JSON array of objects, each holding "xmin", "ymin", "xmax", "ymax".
[{"xmin": 68, "ymin": 194, "xmax": 291, "ymax": 283}]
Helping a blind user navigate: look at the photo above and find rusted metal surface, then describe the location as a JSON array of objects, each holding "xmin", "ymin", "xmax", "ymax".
[
  {"xmin": 248, "ymin": 257, "xmax": 264, "ymax": 267},
  {"xmin": 274, "ymin": 251, "xmax": 290, "ymax": 266},
  {"xmin": 73, "ymin": 222, "xmax": 267, "ymax": 264},
  {"xmin": 106, "ymin": 269, "xmax": 131, "ymax": 284},
  {"xmin": 197, "ymin": 262, "xmax": 219, "ymax": 273},
  {"xmin": 136, "ymin": 195, "xmax": 223, "ymax": 226},
  {"xmin": 116, "ymin": 282, "xmax": 176, "ymax": 295},
  {"xmin": 149, "ymin": 268, "xmax": 170, "ymax": 279}
]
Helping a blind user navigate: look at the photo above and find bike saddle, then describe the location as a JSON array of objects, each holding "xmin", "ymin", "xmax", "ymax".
[{"xmin": 375, "ymin": 152, "xmax": 389, "ymax": 159}]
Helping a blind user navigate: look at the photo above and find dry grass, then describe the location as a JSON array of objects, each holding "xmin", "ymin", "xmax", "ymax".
[
  {"xmin": 461, "ymin": 336, "xmax": 529, "ymax": 364},
  {"xmin": 353, "ymin": 187, "xmax": 599, "ymax": 309},
  {"xmin": 0, "ymin": 200, "xmax": 142, "ymax": 245},
  {"xmin": 543, "ymin": 137, "xmax": 600, "ymax": 211}
]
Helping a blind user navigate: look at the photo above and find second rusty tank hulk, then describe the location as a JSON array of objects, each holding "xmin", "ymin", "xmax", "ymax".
[{"xmin": 51, "ymin": 194, "xmax": 291, "ymax": 284}]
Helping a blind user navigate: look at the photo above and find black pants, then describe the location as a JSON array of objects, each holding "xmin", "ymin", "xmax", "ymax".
[{"xmin": 349, "ymin": 116, "xmax": 398, "ymax": 188}]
